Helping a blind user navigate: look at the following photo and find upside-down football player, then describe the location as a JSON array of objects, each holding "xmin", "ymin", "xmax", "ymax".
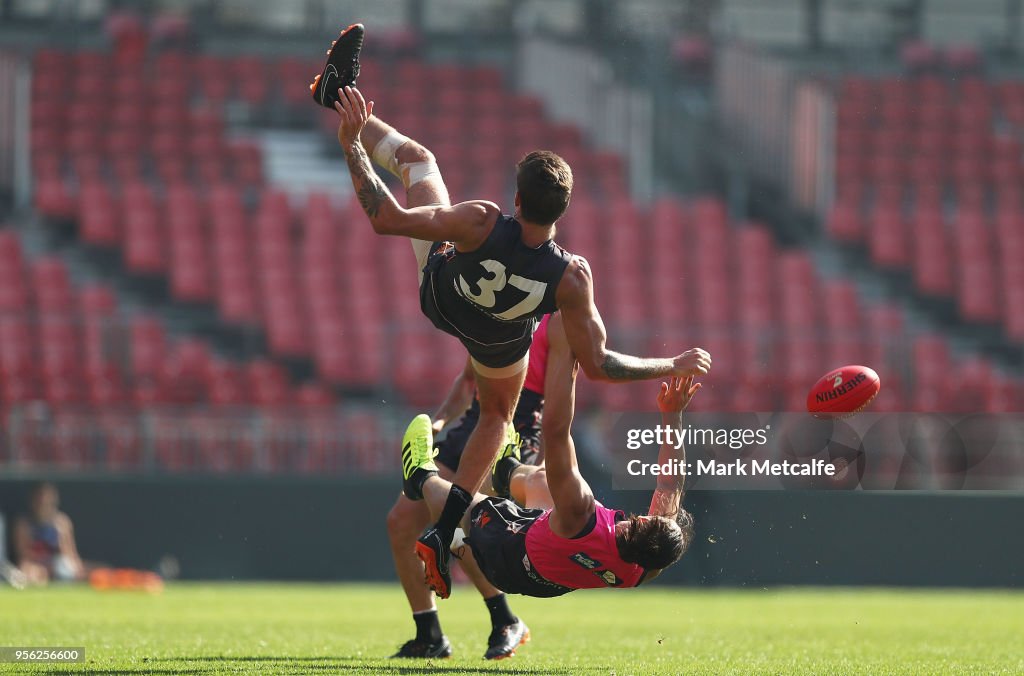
[
  {"xmin": 386, "ymin": 314, "xmax": 558, "ymax": 660},
  {"xmin": 399, "ymin": 311, "xmax": 700, "ymax": 606},
  {"xmin": 312, "ymin": 24, "xmax": 710, "ymax": 604}
]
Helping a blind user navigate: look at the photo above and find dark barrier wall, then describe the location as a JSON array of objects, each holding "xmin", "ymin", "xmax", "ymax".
[{"xmin": 1, "ymin": 475, "xmax": 1021, "ymax": 586}]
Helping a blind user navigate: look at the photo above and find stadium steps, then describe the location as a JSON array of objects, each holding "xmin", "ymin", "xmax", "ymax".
[
  {"xmin": 807, "ymin": 238, "xmax": 1018, "ymax": 372},
  {"xmin": 256, "ymin": 130, "xmax": 353, "ymax": 205},
  {"xmin": 18, "ymin": 210, "xmax": 268, "ymax": 363},
  {"xmin": 730, "ymin": 154, "xmax": 1022, "ymax": 372}
]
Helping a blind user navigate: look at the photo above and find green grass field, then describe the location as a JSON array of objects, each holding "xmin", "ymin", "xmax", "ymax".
[{"xmin": 1, "ymin": 583, "xmax": 1022, "ymax": 674}]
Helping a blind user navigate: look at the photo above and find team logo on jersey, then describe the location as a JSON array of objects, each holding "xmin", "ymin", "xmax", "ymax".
[
  {"xmin": 435, "ymin": 242, "xmax": 455, "ymax": 260},
  {"xmin": 570, "ymin": 552, "xmax": 602, "ymax": 570},
  {"xmin": 474, "ymin": 511, "xmax": 491, "ymax": 528},
  {"xmin": 599, "ymin": 570, "xmax": 623, "ymax": 587},
  {"xmin": 506, "ymin": 521, "xmax": 524, "ymax": 534}
]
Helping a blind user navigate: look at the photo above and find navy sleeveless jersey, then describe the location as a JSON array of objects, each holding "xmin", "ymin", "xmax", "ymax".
[{"xmin": 420, "ymin": 214, "xmax": 573, "ymax": 368}]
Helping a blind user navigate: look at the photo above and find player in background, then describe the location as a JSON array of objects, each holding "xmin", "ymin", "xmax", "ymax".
[
  {"xmin": 315, "ymin": 25, "xmax": 710, "ymax": 599},
  {"xmin": 399, "ymin": 312, "xmax": 699, "ymax": 598},
  {"xmin": 386, "ymin": 314, "xmax": 555, "ymax": 660}
]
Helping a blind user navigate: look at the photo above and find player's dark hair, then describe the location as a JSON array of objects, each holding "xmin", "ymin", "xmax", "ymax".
[
  {"xmin": 516, "ymin": 150, "xmax": 573, "ymax": 226},
  {"xmin": 616, "ymin": 510, "xmax": 694, "ymax": 571}
]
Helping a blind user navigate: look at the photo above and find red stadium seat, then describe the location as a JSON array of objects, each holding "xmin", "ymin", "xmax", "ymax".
[
  {"xmin": 78, "ymin": 182, "xmax": 120, "ymax": 247},
  {"xmin": 868, "ymin": 204, "xmax": 909, "ymax": 268},
  {"xmin": 208, "ymin": 360, "xmax": 247, "ymax": 406}
]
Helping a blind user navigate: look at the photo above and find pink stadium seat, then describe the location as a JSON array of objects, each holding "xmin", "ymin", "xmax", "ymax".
[
  {"xmin": 128, "ymin": 316, "xmax": 165, "ymax": 380},
  {"xmin": 296, "ymin": 382, "xmax": 335, "ymax": 407},
  {"xmin": 1005, "ymin": 278, "xmax": 1024, "ymax": 341},
  {"xmin": 841, "ymin": 75, "xmax": 876, "ymax": 99},
  {"xmin": 0, "ymin": 314, "xmax": 37, "ymax": 400},
  {"xmin": 152, "ymin": 76, "xmax": 190, "ymax": 104},
  {"xmin": 951, "ymin": 359, "xmax": 993, "ymax": 413},
  {"xmin": 912, "ymin": 221, "xmax": 953, "ymax": 299},
  {"xmin": 232, "ymin": 56, "xmax": 269, "ymax": 105},
  {"xmin": 0, "ymin": 232, "xmax": 30, "ymax": 312},
  {"xmin": 908, "ymin": 155, "xmax": 945, "ymax": 184},
  {"xmin": 195, "ymin": 56, "xmax": 233, "ymax": 104},
  {"xmin": 822, "ymin": 281, "xmax": 862, "ymax": 331},
  {"xmin": 32, "ymin": 257, "xmax": 74, "ymax": 313},
  {"xmin": 87, "ymin": 363, "xmax": 126, "ymax": 405},
  {"xmin": 123, "ymin": 198, "xmax": 165, "ymax": 274},
  {"xmin": 111, "ymin": 73, "xmax": 146, "ymax": 103},
  {"xmin": 171, "ymin": 255, "xmax": 213, "ymax": 302},
  {"xmin": 230, "ymin": 141, "xmax": 264, "ymax": 186},
  {"xmin": 690, "ymin": 197, "xmax": 727, "ymax": 230},
  {"xmin": 151, "ymin": 104, "xmax": 189, "ymax": 133},
  {"xmin": 869, "ymin": 205, "xmax": 909, "ymax": 269},
  {"xmin": 152, "ymin": 156, "xmax": 187, "ymax": 183},
  {"xmin": 277, "ymin": 56, "xmax": 314, "ymax": 106},
  {"xmin": 34, "ymin": 177, "xmax": 76, "ymax": 219},
  {"xmin": 208, "ymin": 360, "xmax": 246, "ymax": 406},
  {"xmin": 78, "ymin": 182, "xmax": 120, "ymax": 247},
  {"xmin": 957, "ymin": 264, "xmax": 1000, "ymax": 324}
]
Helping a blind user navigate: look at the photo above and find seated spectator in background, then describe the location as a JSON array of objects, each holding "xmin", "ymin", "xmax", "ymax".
[{"xmin": 13, "ymin": 483, "xmax": 85, "ymax": 585}]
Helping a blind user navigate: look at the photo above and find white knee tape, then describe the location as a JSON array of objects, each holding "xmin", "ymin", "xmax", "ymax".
[
  {"xmin": 399, "ymin": 160, "xmax": 442, "ymax": 189},
  {"xmin": 369, "ymin": 129, "xmax": 409, "ymax": 178}
]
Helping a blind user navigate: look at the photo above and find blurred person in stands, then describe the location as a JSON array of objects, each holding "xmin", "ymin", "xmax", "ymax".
[{"xmin": 13, "ymin": 482, "xmax": 85, "ymax": 585}]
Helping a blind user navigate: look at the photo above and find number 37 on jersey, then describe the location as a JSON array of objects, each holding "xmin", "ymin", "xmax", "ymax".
[{"xmin": 458, "ymin": 259, "xmax": 548, "ymax": 321}]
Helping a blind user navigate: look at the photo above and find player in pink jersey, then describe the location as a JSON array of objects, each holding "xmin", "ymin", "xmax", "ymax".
[
  {"xmin": 386, "ymin": 314, "xmax": 554, "ymax": 659},
  {"xmin": 400, "ymin": 314, "xmax": 700, "ymax": 600}
]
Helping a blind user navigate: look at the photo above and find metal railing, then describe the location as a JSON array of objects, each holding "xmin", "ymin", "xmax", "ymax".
[{"xmin": 1, "ymin": 403, "xmax": 405, "ymax": 476}]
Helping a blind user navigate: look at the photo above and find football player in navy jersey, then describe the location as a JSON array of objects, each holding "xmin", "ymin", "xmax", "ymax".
[{"xmin": 319, "ymin": 27, "xmax": 710, "ymax": 600}]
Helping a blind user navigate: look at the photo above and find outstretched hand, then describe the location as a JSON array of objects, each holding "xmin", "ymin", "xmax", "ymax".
[
  {"xmin": 657, "ymin": 376, "xmax": 701, "ymax": 414},
  {"xmin": 333, "ymin": 85, "xmax": 374, "ymax": 148},
  {"xmin": 671, "ymin": 348, "xmax": 711, "ymax": 377}
]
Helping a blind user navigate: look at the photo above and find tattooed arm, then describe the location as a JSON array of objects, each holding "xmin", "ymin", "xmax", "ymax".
[
  {"xmin": 342, "ymin": 139, "xmax": 395, "ymax": 221},
  {"xmin": 555, "ymin": 256, "xmax": 712, "ymax": 382},
  {"xmin": 335, "ymin": 86, "xmax": 495, "ymax": 246},
  {"xmin": 647, "ymin": 376, "xmax": 701, "ymax": 520},
  {"xmin": 640, "ymin": 376, "xmax": 700, "ymax": 584}
]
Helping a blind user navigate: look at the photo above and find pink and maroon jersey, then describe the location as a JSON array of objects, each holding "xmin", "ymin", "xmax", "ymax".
[
  {"xmin": 524, "ymin": 502, "xmax": 645, "ymax": 590},
  {"xmin": 523, "ymin": 313, "xmax": 551, "ymax": 396}
]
